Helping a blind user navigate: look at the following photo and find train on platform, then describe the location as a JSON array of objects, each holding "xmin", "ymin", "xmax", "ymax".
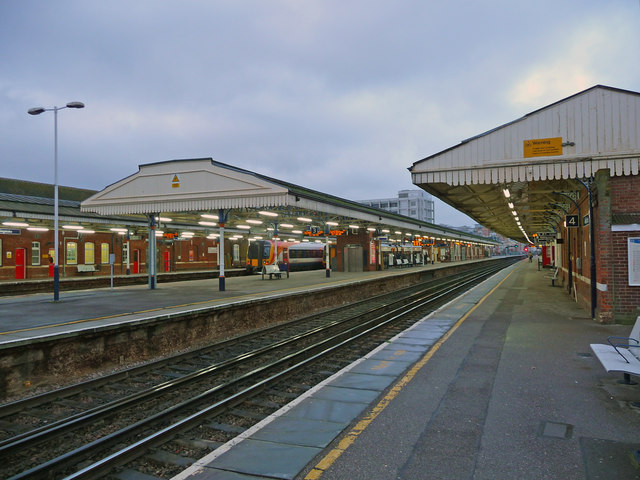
[{"xmin": 246, "ymin": 240, "xmax": 325, "ymax": 273}]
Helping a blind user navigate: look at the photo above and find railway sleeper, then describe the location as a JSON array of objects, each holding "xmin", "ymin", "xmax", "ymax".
[
  {"xmin": 247, "ymin": 398, "xmax": 282, "ymax": 409},
  {"xmin": 230, "ymin": 408, "xmax": 269, "ymax": 421},
  {"xmin": 265, "ymin": 388, "xmax": 299, "ymax": 399},
  {"xmin": 205, "ymin": 420, "xmax": 245, "ymax": 433},
  {"xmin": 147, "ymin": 448, "xmax": 196, "ymax": 467},
  {"xmin": 114, "ymin": 468, "xmax": 163, "ymax": 480},
  {"xmin": 168, "ymin": 365, "xmax": 198, "ymax": 373},
  {"xmin": 174, "ymin": 436, "xmax": 220, "ymax": 451}
]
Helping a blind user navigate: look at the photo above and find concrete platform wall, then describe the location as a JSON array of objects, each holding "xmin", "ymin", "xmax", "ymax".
[{"xmin": 0, "ymin": 261, "xmax": 484, "ymax": 399}]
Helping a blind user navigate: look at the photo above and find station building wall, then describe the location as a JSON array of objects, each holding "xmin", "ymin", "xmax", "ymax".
[
  {"xmin": 596, "ymin": 172, "xmax": 640, "ymax": 324},
  {"xmin": 556, "ymin": 170, "xmax": 640, "ymax": 324},
  {"xmin": 0, "ymin": 229, "xmax": 225, "ymax": 281}
]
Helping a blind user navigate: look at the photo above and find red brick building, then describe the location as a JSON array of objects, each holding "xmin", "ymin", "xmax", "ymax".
[{"xmin": 411, "ymin": 85, "xmax": 640, "ymax": 324}]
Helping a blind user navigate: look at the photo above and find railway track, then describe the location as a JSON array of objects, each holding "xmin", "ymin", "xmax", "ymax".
[{"xmin": 0, "ymin": 259, "xmax": 517, "ymax": 480}]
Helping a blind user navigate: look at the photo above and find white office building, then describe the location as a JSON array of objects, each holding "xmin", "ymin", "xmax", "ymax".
[{"xmin": 359, "ymin": 189, "xmax": 435, "ymax": 224}]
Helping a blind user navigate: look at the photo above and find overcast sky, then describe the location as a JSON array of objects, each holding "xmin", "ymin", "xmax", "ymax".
[{"xmin": 2, "ymin": 1, "xmax": 639, "ymax": 227}]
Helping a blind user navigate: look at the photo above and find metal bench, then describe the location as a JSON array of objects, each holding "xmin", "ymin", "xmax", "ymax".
[
  {"xmin": 545, "ymin": 267, "xmax": 559, "ymax": 286},
  {"xmin": 261, "ymin": 264, "xmax": 283, "ymax": 280},
  {"xmin": 77, "ymin": 264, "xmax": 98, "ymax": 273},
  {"xmin": 590, "ymin": 316, "xmax": 640, "ymax": 384}
]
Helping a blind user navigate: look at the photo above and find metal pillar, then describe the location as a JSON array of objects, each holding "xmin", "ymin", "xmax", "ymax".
[
  {"xmin": 218, "ymin": 209, "xmax": 229, "ymax": 291},
  {"xmin": 578, "ymin": 178, "xmax": 598, "ymax": 319},
  {"xmin": 553, "ymin": 192, "xmax": 581, "ymax": 296},
  {"xmin": 324, "ymin": 224, "xmax": 330, "ymax": 277},
  {"xmin": 148, "ymin": 215, "xmax": 157, "ymax": 289}
]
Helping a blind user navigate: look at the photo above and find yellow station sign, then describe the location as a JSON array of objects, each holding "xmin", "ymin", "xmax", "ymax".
[{"xmin": 523, "ymin": 137, "xmax": 563, "ymax": 158}]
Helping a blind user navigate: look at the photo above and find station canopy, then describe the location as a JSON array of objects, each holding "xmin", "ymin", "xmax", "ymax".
[
  {"xmin": 80, "ymin": 158, "xmax": 493, "ymax": 246},
  {"xmin": 409, "ymin": 85, "xmax": 640, "ymax": 244}
]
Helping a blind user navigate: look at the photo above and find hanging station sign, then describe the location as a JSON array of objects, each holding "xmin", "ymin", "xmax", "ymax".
[
  {"xmin": 304, "ymin": 229, "xmax": 347, "ymax": 237},
  {"xmin": 565, "ymin": 214, "xmax": 580, "ymax": 228}
]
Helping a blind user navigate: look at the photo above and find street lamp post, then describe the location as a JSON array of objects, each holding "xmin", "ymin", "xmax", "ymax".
[{"xmin": 28, "ymin": 101, "xmax": 85, "ymax": 301}]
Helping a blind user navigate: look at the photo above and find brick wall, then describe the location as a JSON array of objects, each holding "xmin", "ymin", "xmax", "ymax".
[{"xmin": 608, "ymin": 175, "xmax": 640, "ymax": 323}]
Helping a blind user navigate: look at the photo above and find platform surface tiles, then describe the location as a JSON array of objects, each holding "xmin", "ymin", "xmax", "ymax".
[{"xmin": 172, "ymin": 260, "xmax": 640, "ymax": 480}]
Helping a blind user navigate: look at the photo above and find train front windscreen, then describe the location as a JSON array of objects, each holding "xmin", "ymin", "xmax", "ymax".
[{"xmin": 247, "ymin": 240, "xmax": 270, "ymax": 271}]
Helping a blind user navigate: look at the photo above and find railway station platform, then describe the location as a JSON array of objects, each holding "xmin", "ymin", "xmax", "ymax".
[
  {"xmin": 171, "ymin": 260, "xmax": 640, "ymax": 480},
  {"xmin": 0, "ymin": 258, "xmax": 501, "ymax": 398},
  {"xmin": 0, "ymin": 260, "xmax": 477, "ymax": 345}
]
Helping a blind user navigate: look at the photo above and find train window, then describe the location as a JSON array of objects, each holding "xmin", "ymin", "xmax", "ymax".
[
  {"xmin": 0, "ymin": 239, "xmax": 2, "ymax": 267},
  {"xmin": 101, "ymin": 243, "xmax": 109, "ymax": 264},
  {"xmin": 66, "ymin": 242, "xmax": 78, "ymax": 265},
  {"xmin": 32, "ymin": 241, "xmax": 41, "ymax": 266},
  {"xmin": 85, "ymin": 242, "xmax": 95, "ymax": 264},
  {"xmin": 233, "ymin": 244, "xmax": 240, "ymax": 262}
]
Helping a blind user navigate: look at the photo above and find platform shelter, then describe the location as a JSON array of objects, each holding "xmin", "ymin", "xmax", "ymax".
[
  {"xmin": 81, "ymin": 158, "xmax": 495, "ymax": 290},
  {"xmin": 410, "ymin": 85, "xmax": 640, "ymax": 323}
]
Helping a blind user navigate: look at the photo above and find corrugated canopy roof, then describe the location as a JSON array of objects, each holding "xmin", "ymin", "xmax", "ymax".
[
  {"xmin": 80, "ymin": 158, "xmax": 495, "ymax": 245},
  {"xmin": 410, "ymin": 85, "xmax": 640, "ymax": 243}
]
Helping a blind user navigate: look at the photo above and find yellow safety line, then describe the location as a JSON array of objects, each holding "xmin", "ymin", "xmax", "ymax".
[{"xmin": 304, "ymin": 269, "xmax": 514, "ymax": 479}]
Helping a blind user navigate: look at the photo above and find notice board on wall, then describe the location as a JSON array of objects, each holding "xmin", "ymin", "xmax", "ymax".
[{"xmin": 629, "ymin": 238, "xmax": 640, "ymax": 286}]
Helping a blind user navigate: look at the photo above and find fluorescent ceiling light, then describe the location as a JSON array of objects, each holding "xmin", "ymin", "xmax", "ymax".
[{"xmin": 3, "ymin": 221, "xmax": 29, "ymax": 227}]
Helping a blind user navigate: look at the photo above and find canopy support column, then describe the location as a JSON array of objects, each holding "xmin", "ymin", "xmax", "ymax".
[
  {"xmin": 218, "ymin": 209, "xmax": 230, "ymax": 291},
  {"xmin": 325, "ymin": 224, "xmax": 330, "ymax": 278},
  {"xmin": 148, "ymin": 214, "xmax": 157, "ymax": 289},
  {"xmin": 578, "ymin": 178, "xmax": 598, "ymax": 319}
]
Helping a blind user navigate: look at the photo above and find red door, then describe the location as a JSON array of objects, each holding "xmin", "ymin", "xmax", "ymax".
[
  {"xmin": 15, "ymin": 248, "xmax": 26, "ymax": 279},
  {"xmin": 163, "ymin": 251, "xmax": 170, "ymax": 272},
  {"xmin": 133, "ymin": 249, "xmax": 140, "ymax": 274}
]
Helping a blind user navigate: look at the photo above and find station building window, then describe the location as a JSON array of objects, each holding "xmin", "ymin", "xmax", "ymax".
[
  {"xmin": 85, "ymin": 242, "xmax": 95, "ymax": 264},
  {"xmin": 66, "ymin": 242, "xmax": 78, "ymax": 265},
  {"xmin": 101, "ymin": 243, "xmax": 109, "ymax": 264},
  {"xmin": 32, "ymin": 241, "xmax": 41, "ymax": 266}
]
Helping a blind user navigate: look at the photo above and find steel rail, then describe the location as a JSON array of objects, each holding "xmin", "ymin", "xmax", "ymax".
[
  {"xmin": 0, "ymin": 264, "xmax": 458, "ymax": 418},
  {"xmin": 8, "ymin": 263, "xmax": 508, "ymax": 480},
  {"xmin": 66, "ymin": 264, "xmax": 502, "ymax": 480},
  {"xmin": 0, "ymin": 268, "xmax": 473, "ymax": 457},
  {"xmin": 1, "ymin": 264, "xmax": 492, "ymax": 457}
]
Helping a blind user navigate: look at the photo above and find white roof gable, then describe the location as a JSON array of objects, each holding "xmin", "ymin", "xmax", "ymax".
[
  {"xmin": 81, "ymin": 158, "xmax": 289, "ymax": 215},
  {"xmin": 411, "ymin": 85, "xmax": 640, "ymax": 186}
]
